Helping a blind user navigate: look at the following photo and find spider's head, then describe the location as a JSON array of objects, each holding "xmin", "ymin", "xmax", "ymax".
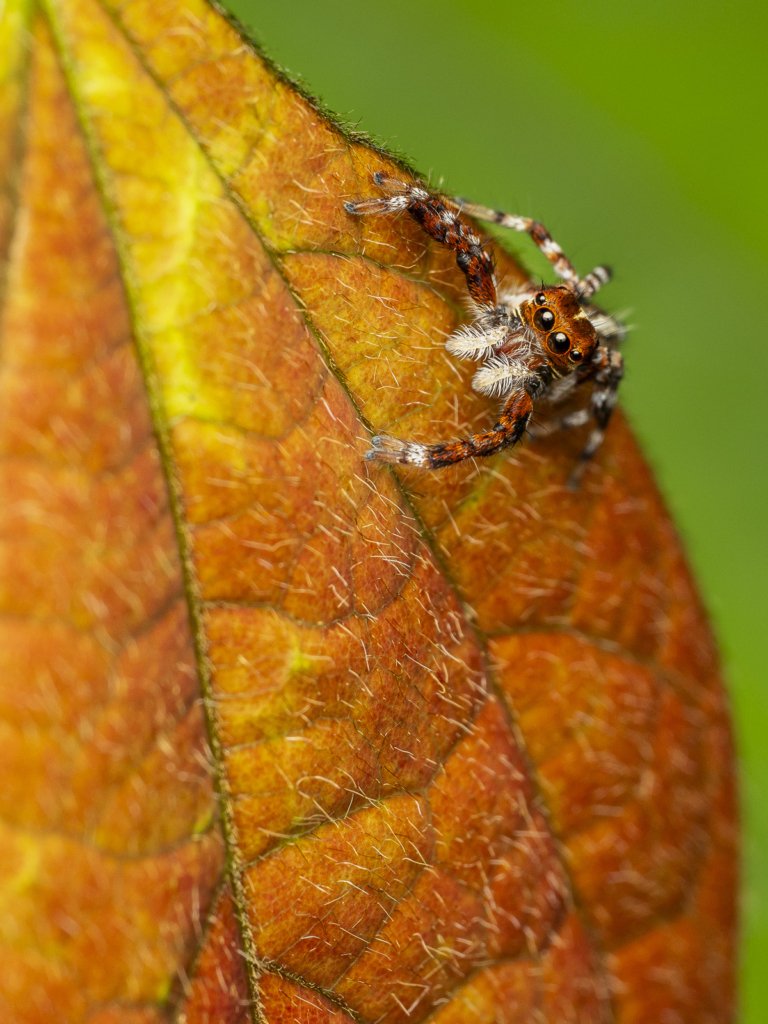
[{"xmin": 521, "ymin": 286, "xmax": 599, "ymax": 374}]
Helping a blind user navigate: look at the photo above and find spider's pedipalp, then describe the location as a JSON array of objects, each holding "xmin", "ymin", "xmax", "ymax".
[
  {"xmin": 472, "ymin": 358, "xmax": 539, "ymax": 399},
  {"xmin": 445, "ymin": 324, "xmax": 509, "ymax": 361}
]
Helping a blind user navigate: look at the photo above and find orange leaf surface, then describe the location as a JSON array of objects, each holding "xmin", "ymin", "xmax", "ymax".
[{"xmin": 0, "ymin": 1, "xmax": 737, "ymax": 1023}]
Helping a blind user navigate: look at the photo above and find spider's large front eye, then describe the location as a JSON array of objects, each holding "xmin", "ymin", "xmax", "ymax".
[
  {"xmin": 548, "ymin": 331, "xmax": 570, "ymax": 354},
  {"xmin": 533, "ymin": 307, "xmax": 555, "ymax": 331}
]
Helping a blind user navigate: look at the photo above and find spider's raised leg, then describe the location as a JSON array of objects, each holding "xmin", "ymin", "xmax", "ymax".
[
  {"xmin": 346, "ymin": 175, "xmax": 498, "ymax": 310},
  {"xmin": 367, "ymin": 386, "xmax": 535, "ymax": 469},
  {"xmin": 454, "ymin": 198, "xmax": 611, "ymax": 300},
  {"xmin": 567, "ymin": 346, "xmax": 624, "ymax": 488},
  {"xmin": 527, "ymin": 407, "xmax": 591, "ymax": 441},
  {"xmin": 583, "ymin": 304, "xmax": 628, "ymax": 345}
]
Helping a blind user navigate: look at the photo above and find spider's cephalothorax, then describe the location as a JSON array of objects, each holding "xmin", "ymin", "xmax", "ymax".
[{"xmin": 345, "ymin": 174, "xmax": 626, "ymax": 486}]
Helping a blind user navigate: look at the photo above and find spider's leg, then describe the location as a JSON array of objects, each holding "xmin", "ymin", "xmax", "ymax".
[
  {"xmin": 471, "ymin": 357, "xmax": 538, "ymax": 399},
  {"xmin": 346, "ymin": 176, "xmax": 497, "ymax": 309},
  {"xmin": 582, "ymin": 303, "xmax": 628, "ymax": 345},
  {"xmin": 527, "ymin": 407, "xmax": 591, "ymax": 440},
  {"xmin": 577, "ymin": 266, "xmax": 612, "ymax": 301},
  {"xmin": 568, "ymin": 346, "xmax": 624, "ymax": 488},
  {"xmin": 454, "ymin": 198, "xmax": 611, "ymax": 300},
  {"xmin": 366, "ymin": 385, "xmax": 536, "ymax": 469}
]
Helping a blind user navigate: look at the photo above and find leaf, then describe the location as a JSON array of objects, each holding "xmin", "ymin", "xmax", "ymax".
[{"xmin": 0, "ymin": 1, "xmax": 737, "ymax": 1023}]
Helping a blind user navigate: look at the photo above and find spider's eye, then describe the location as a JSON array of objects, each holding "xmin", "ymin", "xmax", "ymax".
[
  {"xmin": 569, "ymin": 349, "xmax": 584, "ymax": 362},
  {"xmin": 533, "ymin": 307, "xmax": 556, "ymax": 331},
  {"xmin": 548, "ymin": 331, "xmax": 570, "ymax": 354},
  {"xmin": 535, "ymin": 291, "xmax": 547, "ymax": 305}
]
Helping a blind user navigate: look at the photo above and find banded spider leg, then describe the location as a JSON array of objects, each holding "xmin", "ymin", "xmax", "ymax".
[{"xmin": 452, "ymin": 196, "xmax": 611, "ymax": 300}]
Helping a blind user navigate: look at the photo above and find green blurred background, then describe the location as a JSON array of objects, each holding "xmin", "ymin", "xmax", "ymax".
[{"xmin": 224, "ymin": 0, "xmax": 766, "ymax": 1016}]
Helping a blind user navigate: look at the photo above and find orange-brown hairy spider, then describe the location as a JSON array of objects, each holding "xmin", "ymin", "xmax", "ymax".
[{"xmin": 345, "ymin": 174, "xmax": 626, "ymax": 487}]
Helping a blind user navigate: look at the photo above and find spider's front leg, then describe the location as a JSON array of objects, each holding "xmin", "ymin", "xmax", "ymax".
[
  {"xmin": 346, "ymin": 174, "xmax": 498, "ymax": 310},
  {"xmin": 366, "ymin": 386, "xmax": 536, "ymax": 469},
  {"xmin": 454, "ymin": 197, "xmax": 611, "ymax": 301},
  {"xmin": 567, "ymin": 346, "xmax": 624, "ymax": 488}
]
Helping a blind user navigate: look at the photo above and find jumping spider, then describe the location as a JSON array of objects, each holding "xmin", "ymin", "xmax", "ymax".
[{"xmin": 345, "ymin": 174, "xmax": 625, "ymax": 487}]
